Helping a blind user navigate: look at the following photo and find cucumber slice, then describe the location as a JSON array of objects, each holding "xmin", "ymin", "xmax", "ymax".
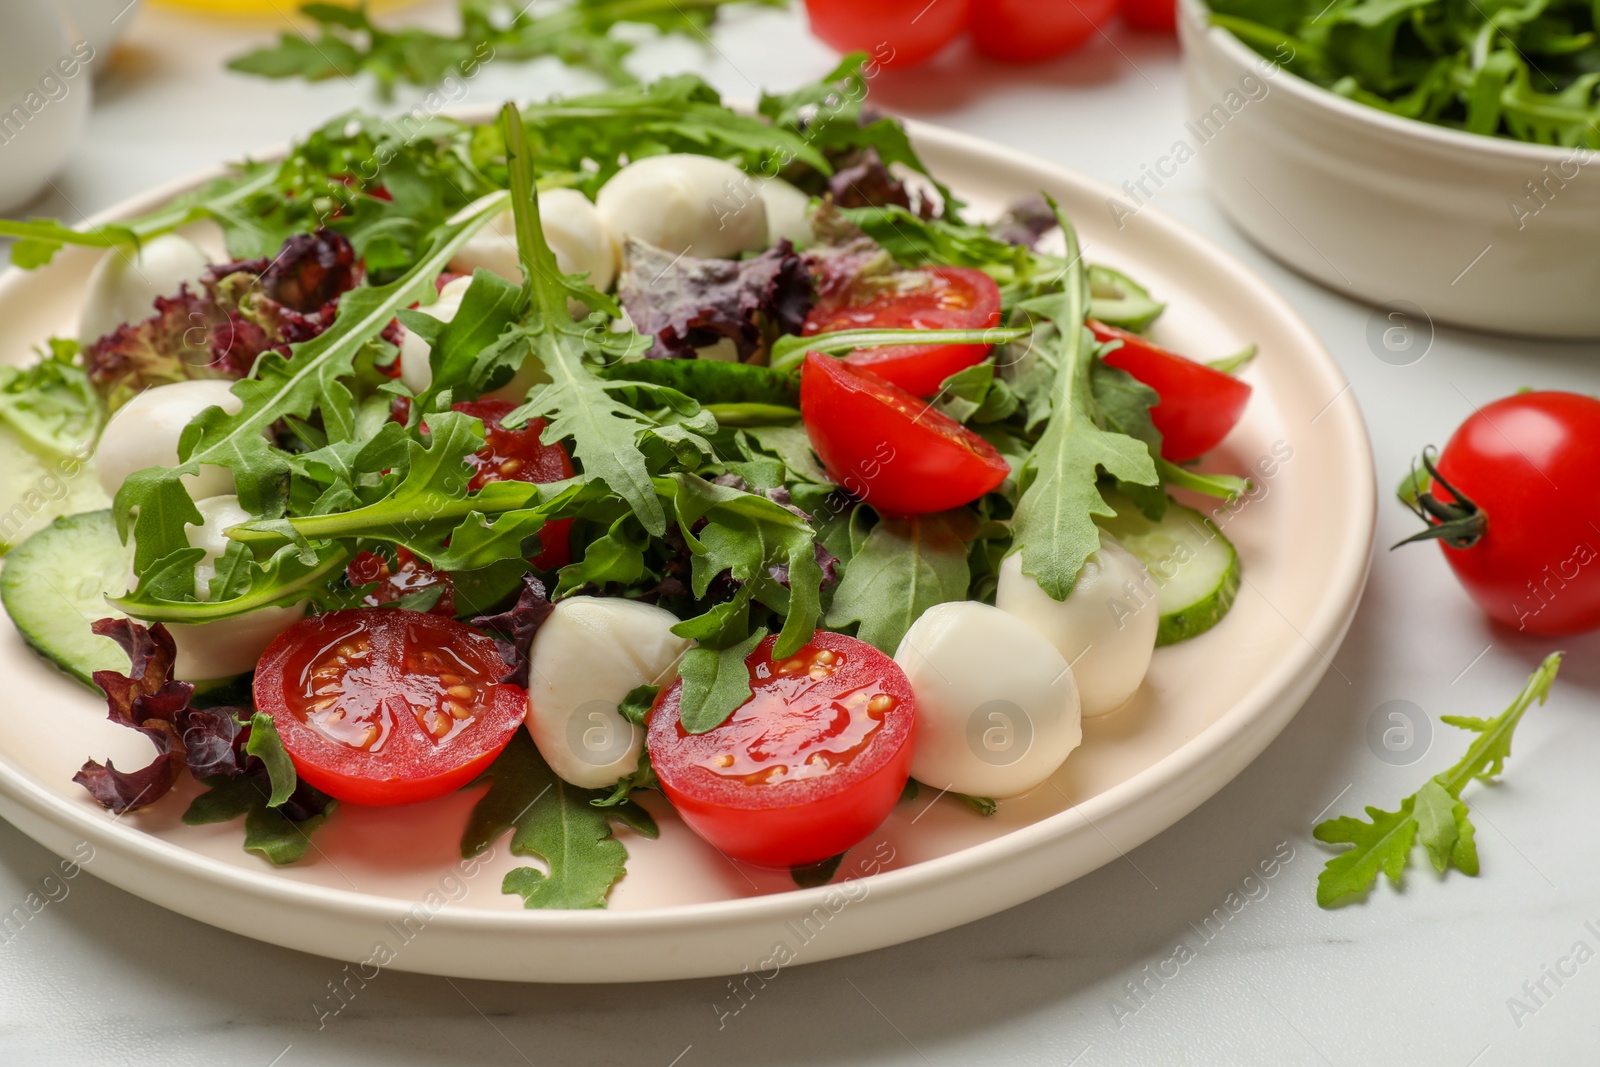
[
  {"xmin": 1097, "ymin": 498, "xmax": 1240, "ymax": 646},
  {"xmin": 0, "ymin": 426, "xmax": 109, "ymax": 554},
  {"xmin": 1088, "ymin": 266, "xmax": 1165, "ymax": 333},
  {"xmin": 1, "ymin": 509, "xmax": 133, "ymax": 687}
]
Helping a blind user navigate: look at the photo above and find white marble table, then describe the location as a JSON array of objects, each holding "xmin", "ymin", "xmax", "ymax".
[{"xmin": 3, "ymin": 4, "xmax": 1598, "ymax": 1064}]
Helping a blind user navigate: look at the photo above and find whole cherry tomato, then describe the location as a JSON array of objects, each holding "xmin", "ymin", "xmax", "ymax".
[
  {"xmin": 968, "ymin": 0, "xmax": 1120, "ymax": 63},
  {"xmin": 1401, "ymin": 391, "xmax": 1600, "ymax": 635},
  {"xmin": 805, "ymin": 0, "xmax": 970, "ymax": 69}
]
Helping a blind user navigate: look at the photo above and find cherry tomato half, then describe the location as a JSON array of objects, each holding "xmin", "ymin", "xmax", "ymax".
[
  {"xmin": 804, "ymin": 0, "xmax": 970, "ymax": 69},
  {"xmin": 800, "ymin": 352, "xmax": 1009, "ymax": 515},
  {"xmin": 347, "ymin": 546, "xmax": 455, "ymax": 615},
  {"xmin": 453, "ymin": 399, "xmax": 575, "ymax": 570},
  {"xmin": 803, "ymin": 266, "xmax": 1003, "ymax": 397},
  {"xmin": 1122, "ymin": 0, "xmax": 1176, "ymax": 32},
  {"xmin": 969, "ymin": 0, "xmax": 1119, "ymax": 63},
  {"xmin": 648, "ymin": 632, "xmax": 916, "ymax": 867},
  {"xmin": 1414, "ymin": 391, "xmax": 1600, "ymax": 636},
  {"xmin": 1091, "ymin": 321, "xmax": 1252, "ymax": 463},
  {"xmin": 255, "ymin": 609, "xmax": 527, "ymax": 807}
]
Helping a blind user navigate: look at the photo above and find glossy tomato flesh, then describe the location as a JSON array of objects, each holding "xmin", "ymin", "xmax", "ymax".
[
  {"xmin": 800, "ymin": 352, "xmax": 1009, "ymax": 515},
  {"xmin": 803, "ymin": 266, "xmax": 1003, "ymax": 397},
  {"xmin": 255, "ymin": 609, "xmax": 527, "ymax": 807},
  {"xmin": 648, "ymin": 632, "xmax": 916, "ymax": 866},
  {"xmin": 1091, "ymin": 321, "xmax": 1252, "ymax": 462},
  {"xmin": 804, "ymin": 0, "xmax": 970, "ymax": 69},
  {"xmin": 1427, "ymin": 391, "xmax": 1600, "ymax": 635},
  {"xmin": 969, "ymin": 0, "xmax": 1119, "ymax": 62},
  {"xmin": 454, "ymin": 399, "xmax": 575, "ymax": 570},
  {"xmin": 347, "ymin": 546, "xmax": 455, "ymax": 615}
]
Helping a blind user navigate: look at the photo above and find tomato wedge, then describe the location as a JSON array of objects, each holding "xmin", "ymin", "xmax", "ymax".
[
  {"xmin": 801, "ymin": 352, "xmax": 1009, "ymax": 515},
  {"xmin": 454, "ymin": 399, "xmax": 575, "ymax": 570},
  {"xmin": 648, "ymin": 632, "xmax": 917, "ymax": 867},
  {"xmin": 255, "ymin": 609, "xmax": 526, "ymax": 807},
  {"xmin": 803, "ymin": 266, "xmax": 1002, "ymax": 397},
  {"xmin": 1091, "ymin": 321, "xmax": 1252, "ymax": 463}
]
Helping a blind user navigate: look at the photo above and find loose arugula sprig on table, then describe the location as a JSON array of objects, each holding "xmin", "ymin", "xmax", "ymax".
[
  {"xmin": 1313, "ymin": 653, "xmax": 1563, "ymax": 908},
  {"xmin": 1207, "ymin": 0, "xmax": 1600, "ymax": 147},
  {"xmin": 229, "ymin": 0, "xmax": 788, "ymax": 99}
]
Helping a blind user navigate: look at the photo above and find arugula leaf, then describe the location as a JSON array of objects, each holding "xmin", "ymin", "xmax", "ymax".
[
  {"xmin": 660, "ymin": 472, "xmax": 824, "ymax": 658},
  {"xmin": 400, "ymin": 268, "xmax": 525, "ymax": 416},
  {"xmin": 676, "ymin": 628, "xmax": 767, "ymax": 734},
  {"xmin": 229, "ymin": 0, "xmax": 785, "ymax": 99},
  {"xmin": 1313, "ymin": 653, "xmax": 1561, "ymax": 907},
  {"xmin": 183, "ymin": 773, "xmax": 335, "ymax": 866},
  {"xmin": 742, "ymin": 423, "xmax": 834, "ymax": 485},
  {"xmin": 827, "ymin": 511, "xmax": 974, "ymax": 655},
  {"xmin": 113, "ymin": 191, "xmax": 510, "ymax": 568},
  {"xmin": 461, "ymin": 732, "xmax": 652, "ymax": 909},
  {"xmin": 0, "ymin": 339, "xmax": 101, "ymax": 457},
  {"xmin": 770, "ymin": 325, "xmax": 1028, "ymax": 374},
  {"xmin": 0, "ymin": 166, "xmax": 281, "ymax": 268},
  {"xmin": 244, "ymin": 712, "xmax": 297, "ymax": 807},
  {"xmin": 497, "ymin": 103, "xmax": 705, "ymax": 537},
  {"xmin": 1010, "ymin": 204, "xmax": 1160, "ymax": 600},
  {"xmin": 1207, "ymin": 0, "xmax": 1600, "ymax": 148}
]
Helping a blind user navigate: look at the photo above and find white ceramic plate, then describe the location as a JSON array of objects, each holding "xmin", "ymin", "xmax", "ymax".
[{"xmin": 0, "ymin": 116, "xmax": 1375, "ymax": 982}]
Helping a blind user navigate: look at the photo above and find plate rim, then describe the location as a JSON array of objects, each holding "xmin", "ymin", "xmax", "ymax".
[{"xmin": 0, "ymin": 111, "xmax": 1376, "ymax": 945}]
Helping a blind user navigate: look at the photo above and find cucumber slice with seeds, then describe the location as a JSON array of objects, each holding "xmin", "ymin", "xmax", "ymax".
[
  {"xmin": 1088, "ymin": 266, "xmax": 1166, "ymax": 333},
  {"xmin": 1, "ymin": 509, "xmax": 132, "ymax": 688},
  {"xmin": 1097, "ymin": 497, "xmax": 1240, "ymax": 646},
  {"xmin": 0, "ymin": 426, "xmax": 109, "ymax": 554}
]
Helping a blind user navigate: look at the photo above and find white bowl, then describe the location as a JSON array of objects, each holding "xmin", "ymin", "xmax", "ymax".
[{"xmin": 1178, "ymin": 0, "xmax": 1600, "ymax": 339}]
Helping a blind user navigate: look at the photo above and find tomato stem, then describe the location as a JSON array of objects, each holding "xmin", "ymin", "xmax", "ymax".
[{"xmin": 1392, "ymin": 447, "xmax": 1488, "ymax": 551}]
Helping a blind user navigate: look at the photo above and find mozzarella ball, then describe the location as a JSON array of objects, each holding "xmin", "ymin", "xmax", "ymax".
[
  {"xmin": 447, "ymin": 189, "xmax": 618, "ymax": 293},
  {"xmin": 893, "ymin": 601, "xmax": 1081, "ymax": 798},
  {"xmin": 596, "ymin": 154, "xmax": 768, "ymax": 260},
  {"xmin": 757, "ymin": 178, "xmax": 813, "ymax": 248},
  {"xmin": 397, "ymin": 276, "xmax": 474, "ymax": 396},
  {"xmin": 184, "ymin": 494, "xmax": 250, "ymax": 600},
  {"xmin": 132, "ymin": 494, "xmax": 306, "ymax": 683},
  {"xmin": 95, "ymin": 379, "xmax": 242, "ymax": 500},
  {"xmin": 524, "ymin": 597, "xmax": 692, "ymax": 789},
  {"xmin": 168, "ymin": 604, "xmax": 307, "ymax": 685},
  {"xmin": 78, "ymin": 234, "xmax": 209, "ymax": 346},
  {"xmin": 996, "ymin": 535, "xmax": 1159, "ymax": 718}
]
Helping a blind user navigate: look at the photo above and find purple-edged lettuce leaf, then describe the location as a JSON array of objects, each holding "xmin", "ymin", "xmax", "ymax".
[
  {"xmin": 73, "ymin": 619, "xmax": 333, "ymax": 860},
  {"xmin": 990, "ymin": 195, "xmax": 1059, "ymax": 249},
  {"xmin": 83, "ymin": 229, "xmax": 368, "ymax": 411},
  {"xmin": 470, "ymin": 574, "xmax": 555, "ymax": 688},
  {"xmin": 617, "ymin": 237, "xmax": 812, "ymax": 361},
  {"xmin": 827, "ymin": 147, "xmax": 938, "ymax": 219}
]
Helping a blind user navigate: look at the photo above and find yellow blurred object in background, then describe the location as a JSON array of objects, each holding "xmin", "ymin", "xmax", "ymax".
[{"xmin": 151, "ymin": 0, "xmax": 427, "ymax": 16}]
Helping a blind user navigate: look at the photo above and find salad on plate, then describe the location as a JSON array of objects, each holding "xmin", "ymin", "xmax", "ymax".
[{"xmin": 0, "ymin": 58, "xmax": 1256, "ymax": 905}]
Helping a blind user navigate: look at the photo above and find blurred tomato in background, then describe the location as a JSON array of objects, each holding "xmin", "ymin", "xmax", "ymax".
[
  {"xmin": 804, "ymin": 0, "xmax": 972, "ymax": 69},
  {"xmin": 968, "ymin": 0, "xmax": 1120, "ymax": 62},
  {"xmin": 1121, "ymin": 0, "xmax": 1177, "ymax": 32}
]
